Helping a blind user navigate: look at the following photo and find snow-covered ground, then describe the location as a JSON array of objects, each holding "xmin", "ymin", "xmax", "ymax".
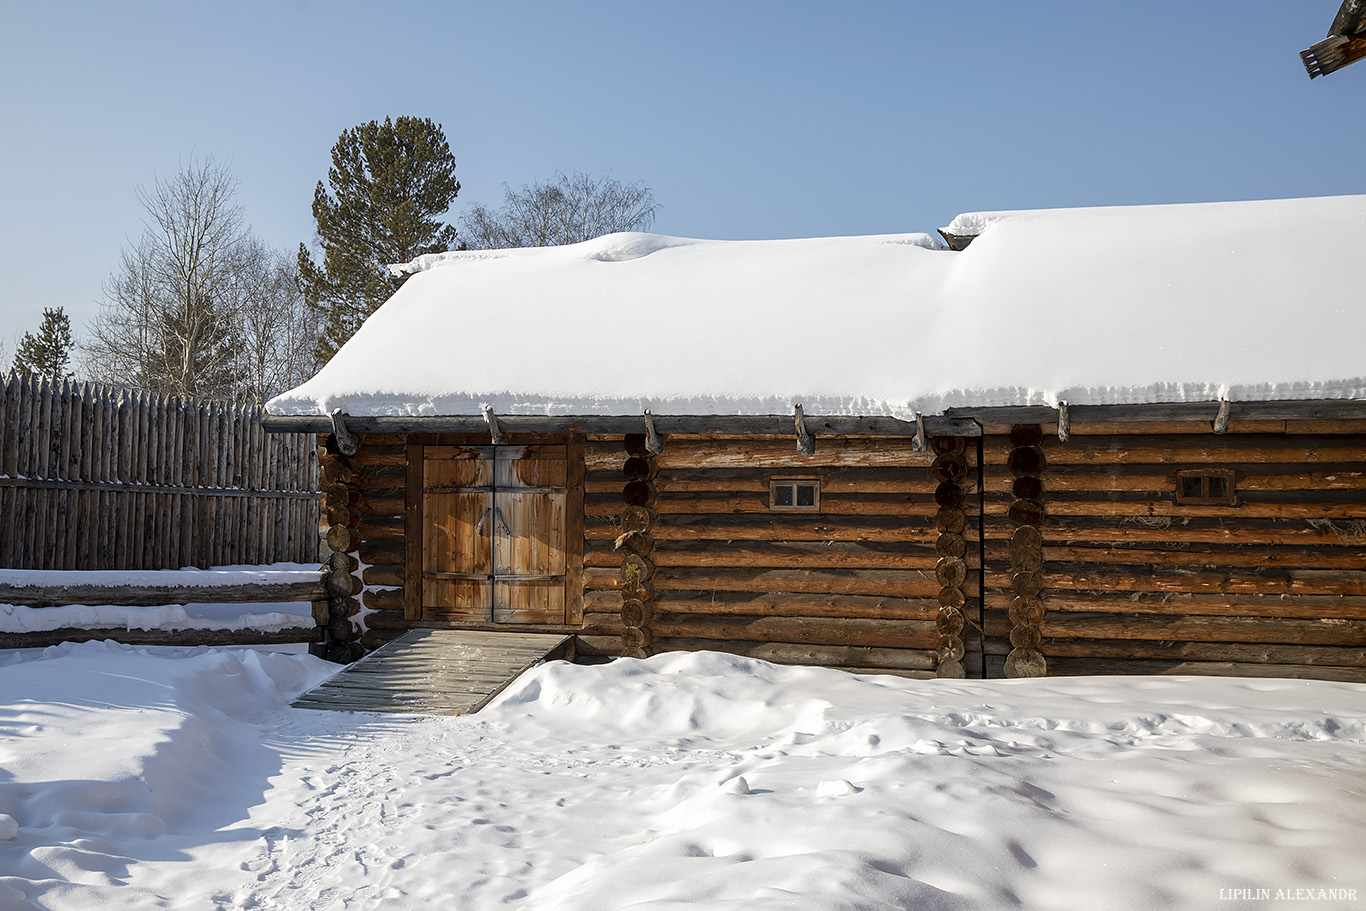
[{"xmin": 1, "ymin": 643, "xmax": 1362, "ymax": 910}]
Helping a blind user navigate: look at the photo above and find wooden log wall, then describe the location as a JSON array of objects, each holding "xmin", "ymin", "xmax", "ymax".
[
  {"xmin": 617, "ymin": 434, "xmax": 657, "ymax": 658},
  {"xmin": 0, "ymin": 372, "xmax": 319, "ymax": 570},
  {"xmin": 930, "ymin": 437, "xmax": 974, "ymax": 677},
  {"xmin": 583, "ymin": 436, "xmax": 981, "ymax": 677},
  {"xmin": 1003, "ymin": 425, "xmax": 1047, "ymax": 678},
  {"xmin": 315, "ymin": 432, "xmax": 409, "ymax": 658},
  {"xmin": 982, "ymin": 420, "xmax": 1366, "ymax": 682}
]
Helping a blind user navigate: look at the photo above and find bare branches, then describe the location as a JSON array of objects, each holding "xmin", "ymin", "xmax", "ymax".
[
  {"xmin": 459, "ymin": 171, "xmax": 659, "ymax": 250},
  {"xmin": 83, "ymin": 158, "xmax": 320, "ymax": 404}
]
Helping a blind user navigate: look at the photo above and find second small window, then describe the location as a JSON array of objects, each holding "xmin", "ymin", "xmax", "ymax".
[
  {"xmin": 771, "ymin": 479, "xmax": 821, "ymax": 512},
  {"xmin": 1175, "ymin": 470, "xmax": 1236, "ymax": 505}
]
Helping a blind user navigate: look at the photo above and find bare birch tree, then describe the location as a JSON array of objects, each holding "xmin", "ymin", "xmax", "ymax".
[
  {"xmin": 84, "ymin": 159, "xmax": 320, "ymax": 403},
  {"xmin": 459, "ymin": 171, "xmax": 659, "ymax": 249}
]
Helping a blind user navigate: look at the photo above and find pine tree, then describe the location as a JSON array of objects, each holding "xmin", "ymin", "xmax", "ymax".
[
  {"xmin": 299, "ymin": 116, "xmax": 461, "ymax": 361},
  {"xmin": 13, "ymin": 306, "xmax": 75, "ymax": 379}
]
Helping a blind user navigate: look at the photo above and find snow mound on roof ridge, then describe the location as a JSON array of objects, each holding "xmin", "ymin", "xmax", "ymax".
[
  {"xmin": 877, "ymin": 233, "xmax": 946, "ymax": 250},
  {"xmin": 586, "ymin": 232, "xmax": 699, "ymax": 261},
  {"xmin": 389, "ymin": 249, "xmax": 512, "ymax": 276},
  {"xmin": 389, "ymin": 232, "xmax": 701, "ymax": 276}
]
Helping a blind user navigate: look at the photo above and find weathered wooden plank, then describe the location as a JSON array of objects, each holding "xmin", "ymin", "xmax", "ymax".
[{"xmin": 292, "ymin": 629, "xmax": 572, "ymax": 716}]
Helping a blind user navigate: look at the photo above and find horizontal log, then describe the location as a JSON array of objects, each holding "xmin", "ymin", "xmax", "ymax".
[
  {"xmin": 0, "ymin": 626, "xmax": 320, "ymax": 649},
  {"xmin": 1009, "ymin": 464, "xmax": 1366, "ymax": 493},
  {"xmin": 585, "ymin": 491, "xmax": 972, "ymax": 518},
  {"xmin": 985, "ymin": 541, "xmax": 1366, "ymax": 570},
  {"xmin": 362, "ymin": 610, "xmax": 413, "ymax": 631},
  {"xmin": 652, "ymin": 615, "xmax": 938, "ymax": 649},
  {"xmin": 358, "ymin": 494, "xmax": 405, "ymax": 516},
  {"xmin": 833, "ymin": 666, "xmax": 937, "ymax": 680},
  {"xmin": 362, "ymin": 587, "xmax": 405, "ymax": 612},
  {"xmin": 0, "ymin": 579, "xmax": 326, "ymax": 607},
  {"xmin": 984, "ymin": 487, "xmax": 1366, "ymax": 509},
  {"xmin": 1039, "ymin": 590, "xmax": 1366, "ymax": 620},
  {"xmin": 650, "ymin": 638, "xmax": 937, "ymax": 670},
  {"xmin": 581, "ymin": 610, "xmax": 627, "ymax": 637},
  {"xmin": 359, "ymin": 629, "xmax": 406, "ymax": 652},
  {"xmin": 592, "ymin": 466, "xmax": 977, "ymax": 495},
  {"xmin": 1040, "ymin": 612, "xmax": 1366, "ymax": 646},
  {"xmin": 573, "ymin": 634, "xmax": 625, "ymax": 657},
  {"xmin": 1042, "ymin": 656, "xmax": 1366, "ymax": 683},
  {"xmin": 983, "ymin": 434, "xmax": 1366, "ymax": 466},
  {"xmin": 356, "ymin": 465, "xmax": 409, "ymax": 489},
  {"xmin": 358, "ymin": 515, "xmax": 405, "ymax": 541},
  {"xmin": 1039, "ymin": 636, "xmax": 1366, "ymax": 667},
  {"xmin": 358, "ymin": 539, "xmax": 405, "ymax": 565},
  {"xmin": 984, "ymin": 499, "xmax": 1366, "ymax": 521},
  {"xmin": 588, "ymin": 514, "xmax": 972, "ymax": 544},
  {"xmin": 582, "ymin": 588, "xmax": 940, "ymax": 620},
  {"xmin": 982, "ymin": 515, "xmax": 1366, "ymax": 546},
  {"xmin": 361, "ymin": 563, "xmax": 405, "ymax": 587},
  {"xmin": 586, "ymin": 566, "xmax": 975, "ymax": 599},
  {"xmin": 1002, "ymin": 563, "xmax": 1366, "ymax": 597},
  {"xmin": 586, "ymin": 540, "xmax": 972, "ymax": 571},
  {"xmin": 652, "ymin": 438, "xmax": 937, "ymax": 470}
]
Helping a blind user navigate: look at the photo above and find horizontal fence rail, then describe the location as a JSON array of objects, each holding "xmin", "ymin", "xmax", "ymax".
[{"xmin": 0, "ymin": 372, "xmax": 320, "ymax": 570}]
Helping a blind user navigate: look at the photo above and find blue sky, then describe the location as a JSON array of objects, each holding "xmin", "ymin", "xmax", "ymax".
[{"xmin": 1, "ymin": 1, "xmax": 1362, "ymax": 350}]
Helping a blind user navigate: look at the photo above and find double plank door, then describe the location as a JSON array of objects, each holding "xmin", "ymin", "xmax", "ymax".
[{"xmin": 418, "ymin": 444, "xmax": 575, "ymax": 625}]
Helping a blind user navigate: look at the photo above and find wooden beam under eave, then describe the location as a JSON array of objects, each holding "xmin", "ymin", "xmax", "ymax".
[{"xmin": 263, "ymin": 413, "xmax": 984, "ymax": 438}]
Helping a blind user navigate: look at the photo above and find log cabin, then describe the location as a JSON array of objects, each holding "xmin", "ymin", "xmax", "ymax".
[{"xmin": 265, "ymin": 195, "xmax": 1366, "ymax": 682}]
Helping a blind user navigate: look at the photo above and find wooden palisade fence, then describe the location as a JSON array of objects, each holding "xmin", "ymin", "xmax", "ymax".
[{"xmin": 0, "ymin": 372, "xmax": 320, "ymax": 571}]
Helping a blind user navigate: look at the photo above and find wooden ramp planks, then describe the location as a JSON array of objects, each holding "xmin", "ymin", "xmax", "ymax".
[{"xmin": 292, "ymin": 628, "xmax": 572, "ymax": 716}]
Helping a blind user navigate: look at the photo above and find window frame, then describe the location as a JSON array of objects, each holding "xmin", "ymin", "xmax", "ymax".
[
  {"xmin": 769, "ymin": 477, "xmax": 822, "ymax": 512},
  {"xmin": 1174, "ymin": 469, "xmax": 1237, "ymax": 506}
]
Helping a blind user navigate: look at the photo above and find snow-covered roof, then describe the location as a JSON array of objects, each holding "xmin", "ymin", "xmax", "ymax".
[{"xmin": 267, "ymin": 195, "xmax": 1366, "ymax": 420}]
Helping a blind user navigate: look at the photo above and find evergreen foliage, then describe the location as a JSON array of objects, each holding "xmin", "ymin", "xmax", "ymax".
[
  {"xmin": 299, "ymin": 116, "xmax": 461, "ymax": 361},
  {"xmin": 14, "ymin": 307, "xmax": 75, "ymax": 379}
]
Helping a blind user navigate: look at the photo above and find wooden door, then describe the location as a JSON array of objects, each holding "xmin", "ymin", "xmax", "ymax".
[
  {"xmin": 492, "ymin": 445, "xmax": 567, "ymax": 624},
  {"xmin": 420, "ymin": 444, "xmax": 569, "ymax": 625}
]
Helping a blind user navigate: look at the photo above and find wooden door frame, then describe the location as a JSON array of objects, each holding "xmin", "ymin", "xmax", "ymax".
[{"xmin": 404, "ymin": 433, "xmax": 584, "ymax": 629}]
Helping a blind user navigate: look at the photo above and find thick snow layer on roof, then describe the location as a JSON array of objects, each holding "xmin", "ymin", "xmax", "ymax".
[{"xmin": 268, "ymin": 195, "xmax": 1366, "ymax": 418}]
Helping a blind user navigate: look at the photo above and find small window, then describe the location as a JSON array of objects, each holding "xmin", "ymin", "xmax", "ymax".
[
  {"xmin": 771, "ymin": 479, "xmax": 820, "ymax": 512},
  {"xmin": 1175, "ymin": 470, "xmax": 1236, "ymax": 505}
]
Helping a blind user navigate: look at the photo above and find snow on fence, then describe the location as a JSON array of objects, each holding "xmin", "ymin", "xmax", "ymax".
[{"xmin": 0, "ymin": 372, "xmax": 320, "ymax": 571}]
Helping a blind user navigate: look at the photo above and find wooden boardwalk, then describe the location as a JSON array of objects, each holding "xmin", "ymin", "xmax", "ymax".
[{"xmin": 292, "ymin": 628, "xmax": 573, "ymax": 716}]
